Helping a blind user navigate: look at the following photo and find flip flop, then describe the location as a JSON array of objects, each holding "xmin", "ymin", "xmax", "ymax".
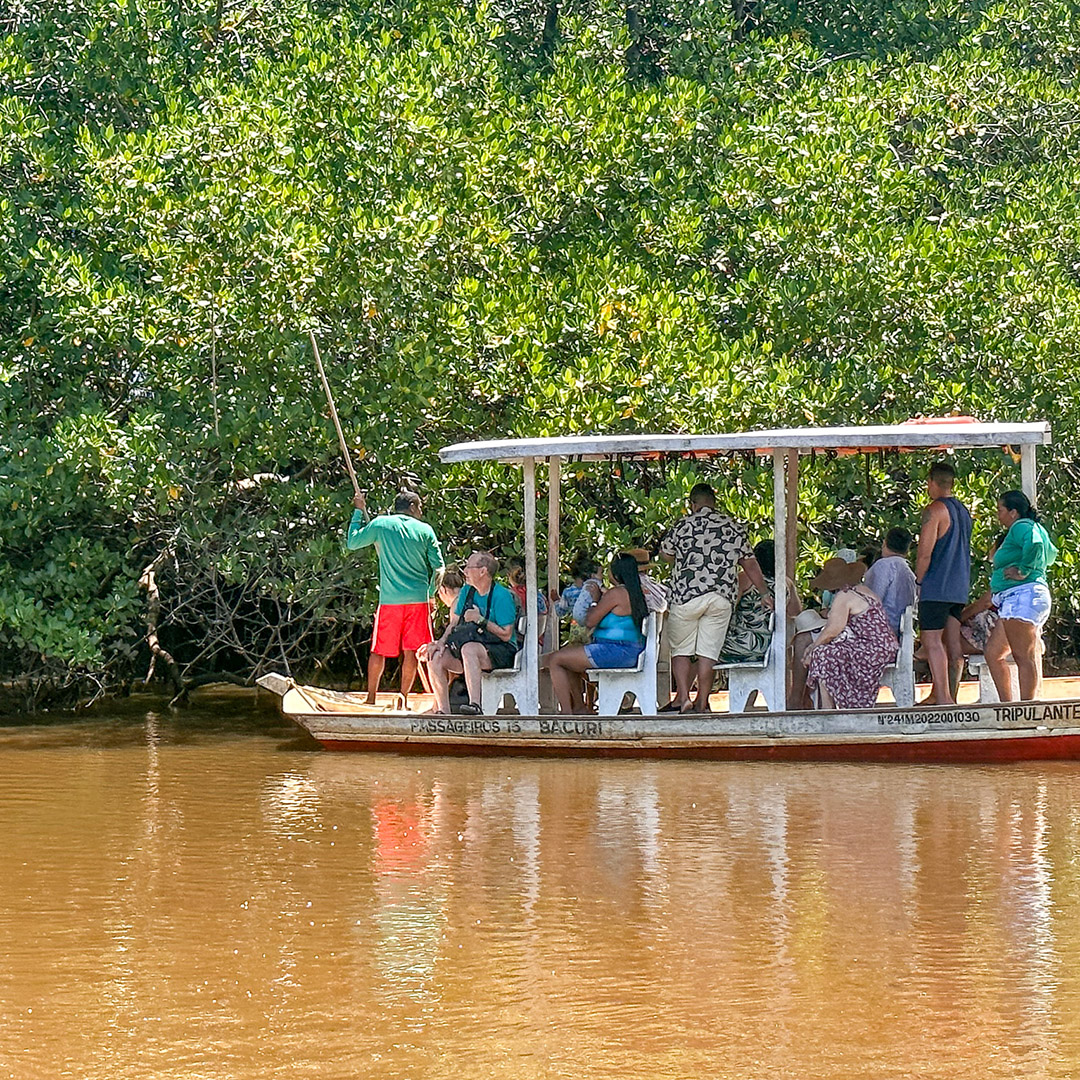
[{"xmin": 658, "ymin": 700, "xmax": 685, "ymax": 714}]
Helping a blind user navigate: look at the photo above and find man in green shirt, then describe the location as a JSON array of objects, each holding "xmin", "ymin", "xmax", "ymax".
[{"xmin": 346, "ymin": 490, "xmax": 444, "ymax": 705}]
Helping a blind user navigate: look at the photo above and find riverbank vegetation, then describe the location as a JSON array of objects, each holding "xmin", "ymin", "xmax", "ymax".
[{"xmin": 2, "ymin": 0, "xmax": 1079, "ymax": 707}]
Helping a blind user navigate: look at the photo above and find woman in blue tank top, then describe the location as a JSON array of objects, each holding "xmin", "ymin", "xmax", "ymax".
[{"xmin": 546, "ymin": 553, "xmax": 649, "ymax": 714}]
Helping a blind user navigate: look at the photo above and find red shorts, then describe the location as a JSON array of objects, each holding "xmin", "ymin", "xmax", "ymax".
[{"xmin": 372, "ymin": 603, "xmax": 433, "ymax": 657}]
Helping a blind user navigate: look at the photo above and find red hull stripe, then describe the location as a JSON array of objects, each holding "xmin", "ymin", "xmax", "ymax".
[{"xmin": 315, "ymin": 732, "xmax": 1080, "ymax": 764}]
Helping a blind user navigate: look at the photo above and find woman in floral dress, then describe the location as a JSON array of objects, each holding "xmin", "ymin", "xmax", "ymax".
[{"xmin": 805, "ymin": 558, "xmax": 899, "ymax": 709}]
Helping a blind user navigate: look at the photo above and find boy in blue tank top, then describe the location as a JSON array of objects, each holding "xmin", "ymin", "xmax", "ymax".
[{"xmin": 915, "ymin": 461, "xmax": 972, "ymax": 705}]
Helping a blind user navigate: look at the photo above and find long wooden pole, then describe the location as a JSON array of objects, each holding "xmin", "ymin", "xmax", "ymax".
[{"xmin": 309, "ymin": 330, "xmax": 361, "ymax": 498}]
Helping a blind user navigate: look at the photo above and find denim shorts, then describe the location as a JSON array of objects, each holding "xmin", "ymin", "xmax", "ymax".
[
  {"xmin": 993, "ymin": 583, "xmax": 1052, "ymax": 627},
  {"xmin": 585, "ymin": 641, "xmax": 645, "ymax": 669}
]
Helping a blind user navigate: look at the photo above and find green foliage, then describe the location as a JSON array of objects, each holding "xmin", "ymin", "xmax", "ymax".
[{"xmin": 2, "ymin": 0, "xmax": 1080, "ymax": 703}]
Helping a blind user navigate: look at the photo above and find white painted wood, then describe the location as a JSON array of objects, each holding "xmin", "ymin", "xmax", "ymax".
[
  {"xmin": 481, "ymin": 644, "xmax": 531, "ymax": 714},
  {"xmin": 771, "ymin": 449, "xmax": 788, "ymax": 711},
  {"xmin": 785, "ymin": 448, "xmax": 798, "ymax": 581},
  {"xmin": 521, "ymin": 456, "xmax": 540, "ymax": 715},
  {"xmin": 256, "ymin": 672, "xmax": 292, "ymax": 696},
  {"xmin": 585, "ymin": 612, "xmax": 662, "ymax": 715},
  {"xmin": 280, "ymin": 694, "xmax": 1080, "ymax": 750},
  {"xmin": 881, "ymin": 606, "xmax": 916, "ymax": 708},
  {"xmin": 1021, "ymin": 443, "xmax": 1037, "ymax": 504},
  {"xmin": 439, "ymin": 422, "xmax": 1051, "ymax": 463},
  {"xmin": 968, "ymin": 654, "xmax": 1019, "ymax": 703},
  {"xmin": 714, "ymin": 614, "xmax": 783, "ymax": 712},
  {"xmin": 546, "ymin": 456, "xmax": 561, "ymax": 654}
]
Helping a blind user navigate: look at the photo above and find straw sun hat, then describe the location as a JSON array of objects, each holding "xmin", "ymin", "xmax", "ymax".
[{"xmin": 810, "ymin": 557, "xmax": 867, "ymax": 592}]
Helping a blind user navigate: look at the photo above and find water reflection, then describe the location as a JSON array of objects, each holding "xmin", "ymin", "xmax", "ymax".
[{"xmin": 4, "ymin": 709, "xmax": 1080, "ymax": 1079}]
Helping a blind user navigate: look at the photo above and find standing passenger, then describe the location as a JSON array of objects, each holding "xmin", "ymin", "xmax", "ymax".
[
  {"xmin": 346, "ymin": 489, "xmax": 444, "ymax": 705},
  {"xmin": 660, "ymin": 483, "xmax": 770, "ymax": 713},
  {"xmin": 983, "ymin": 491, "xmax": 1057, "ymax": 701},
  {"xmin": 915, "ymin": 462, "xmax": 972, "ymax": 705}
]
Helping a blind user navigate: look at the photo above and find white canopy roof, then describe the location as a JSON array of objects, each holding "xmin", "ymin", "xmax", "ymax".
[{"xmin": 439, "ymin": 420, "xmax": 1051, "ymax": 463}]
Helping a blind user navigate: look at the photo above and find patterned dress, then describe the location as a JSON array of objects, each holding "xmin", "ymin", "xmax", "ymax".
[
  {"xmin": 718, "ymin": 575, "xmax": 774, "ymax": 663},
  {"xmin": 961, "ymin": 607, "xmax": 998, "ymax": 653},
  {"xmin": 807, "ymin": 587, "xmax": 899, "ymax": 709}
]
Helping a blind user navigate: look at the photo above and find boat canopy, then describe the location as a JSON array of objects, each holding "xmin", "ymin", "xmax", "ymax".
[
  {"xmin": 439, "ymin": 419, "xmax": 1050, "ymax": 464},
  {"xmin": 436, "ymin": 418, "xmax": 1051, "ymax": 717}
]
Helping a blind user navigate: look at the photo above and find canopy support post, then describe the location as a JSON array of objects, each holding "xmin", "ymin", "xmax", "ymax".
[
  {"xmin": 546, "ymin": 457, "xmax": 561, "ymax": 655},
  {"xmin": 785, "ymin": 449, "xmax": 798, "ymax": 583},
  {"xmin": 771, "ymin": 449, "xmax": 789, "ymax": 712},
  {"xmin": 1021, "ymin": 444, "xmax": 1037, "ymax": 505},
  {"xmin": 522, "ymin": 456, "xmax": 540, "ymax": 715}
]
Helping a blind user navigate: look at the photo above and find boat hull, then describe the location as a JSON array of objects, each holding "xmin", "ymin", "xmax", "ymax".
[{"xmin": 271, "ymin": 685, "xmax": 1080, "ymax": 763}]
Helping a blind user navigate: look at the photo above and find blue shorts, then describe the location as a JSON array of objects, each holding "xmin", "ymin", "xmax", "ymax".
[
  {"xmin": 993, "ymin": 583, "xmax": 1052, "ymax": 627},
  {"xmin": 585, "ymin": 641, "xmax": 645, "ymax": 669}
]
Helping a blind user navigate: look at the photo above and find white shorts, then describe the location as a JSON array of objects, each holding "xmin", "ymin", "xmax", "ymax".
[{"xmin": 667, "ymin": 593, "xmax": 734, "ymax": 661}]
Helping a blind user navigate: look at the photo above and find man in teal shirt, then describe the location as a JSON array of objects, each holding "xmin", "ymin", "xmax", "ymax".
[
  {"xmin": 346, "ymin": 490, "xmax": 444, "ymax": 705},
  {"xmin": 423, "ymin": 551, "xmax": 520, "ymax": 715}
]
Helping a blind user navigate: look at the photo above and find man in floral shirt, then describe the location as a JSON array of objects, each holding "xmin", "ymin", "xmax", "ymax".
[{"xmin": 660, "ymin": 483, "xmax": 770, "ymax": 712}]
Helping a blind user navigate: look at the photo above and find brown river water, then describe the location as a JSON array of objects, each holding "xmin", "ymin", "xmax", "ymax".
[{"xmin": 5, "ymin": 689, "xmax": 1080, "ymax": 1080}]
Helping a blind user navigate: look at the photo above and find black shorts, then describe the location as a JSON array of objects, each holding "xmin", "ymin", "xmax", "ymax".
[
  {"xmin": 486, "ymin": 641, "xmax": 521, "ymax": 670},
  {"xmin": 919, "ymin": 600, "xmax": 965, "ymax": 632}
]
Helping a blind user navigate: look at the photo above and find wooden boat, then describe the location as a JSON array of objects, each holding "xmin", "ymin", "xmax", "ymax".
[
  {"xmin": 258, "ymin": 672, "xmax": 1080, "ymax": 762},
  {"xmin": 259, "ymin": 418, "xmax": 1080, "ymax": 763}
]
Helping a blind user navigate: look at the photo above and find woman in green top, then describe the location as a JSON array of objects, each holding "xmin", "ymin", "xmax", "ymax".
[{"xmin": 984, "ymin": 490, "xmax": 1058, "ymax": 702}]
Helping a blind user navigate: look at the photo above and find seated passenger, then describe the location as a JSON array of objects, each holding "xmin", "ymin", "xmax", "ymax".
[
  {"xmin": 820, "ymin": 547, "xmax": 858, "ymax": 609},
  {"xmin": 863, "ymin": 527, "xmax": 917, "ymax": 638},
  {"xmin": 545, "ymin": 553, "xmax": 648, "ymax": 715},
  {"xmin": 788, "ymin": 546, "xmax": 855, "ymax": 709},
  {"xmin": 507, "ymin": 557, "xmax": 549, "ymax": 618},
  {"xmin": 434, "ymin": 565, "xmax": 464, "ymax": 615},
  {"xmin": 551, "ymin": 552, "xmax": 602, "ymax": 618},
  {"xmin": 805, "ymin": 558, "xmax": 899, "ymax": 709},
  {"xmin": 421, "ymin": 565, "xmax": 466, "ymax": 708},
  {"xmin": 718, "ymin": 540, "xmax": 802, "ymax": 663},
  {"xmin": 627, "ymin": 547, "xmax": 669, "ymax": 612},
  {"xmin": 957, "ymin": 533, "xmax": 1005, "ymax": 657},
  {"xmin": 423, "ymin": 551, "xmax": 520, "ymax": 715}
]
